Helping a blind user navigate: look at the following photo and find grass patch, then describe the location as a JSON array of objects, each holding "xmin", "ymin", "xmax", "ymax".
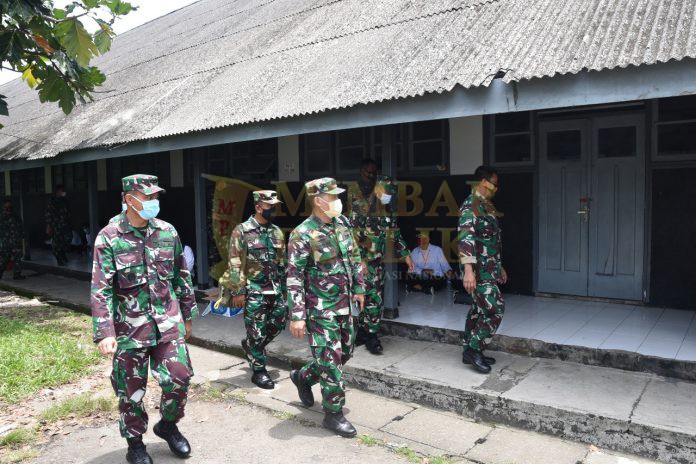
[
  {"xmin": 1, "ymin": 447, "xmax": 39, "ymax": 463},
  {"xmin": 39, "ymin": 393, "xmax": 115, "ymax": 423},
  {"xmin": 427, "ymin": 456, "xmax": 454, "ymax": 464},
  {"xmin": 271, "ymin": 410, "xmax": 295, "ymax": 421},
  {"xmin": 358, "ymin": 434, "xmax": 380, "ymax": 446},
  {"xmin": 0, "ymin": 428, "xmax": 37, "ymax": 449},
  {"xmin": 396, "ymin": 446, "xmax": 421, "ymax": 463},
  {"xmin": 0, "ymin": 306, "xmax": 100, "ymax": 403}
]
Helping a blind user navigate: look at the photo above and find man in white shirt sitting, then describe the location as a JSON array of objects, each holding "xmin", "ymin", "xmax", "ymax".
[{"xmin": 406, "ymin": 231, "xmax": 453, "ymax": 294}]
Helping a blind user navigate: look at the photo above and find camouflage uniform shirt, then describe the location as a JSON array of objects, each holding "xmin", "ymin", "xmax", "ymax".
[
  {"xmin": 45, "ymin": 196, "xmax": 71, "ymax": 232},
  {"xmin": 0, "ymin": 212, "xmax": 23, "ymax": 250},
  {"xmin": 347, "ymin": 182, "xmax": 409, "ymax": 262},
  {"xmin": 91, "ymin": 213, "xmax": 197, "ymax": 349},
  {"xmin": 287, "ymin": 215, "xmax": 365, "ymax": 321},
  {"xmin": 218, "ymin": 215, "xmax": 287, "ymax": 296},
  {"xmin": 457, "ymin": 190, "xmax": 502, "ymax": 282}
]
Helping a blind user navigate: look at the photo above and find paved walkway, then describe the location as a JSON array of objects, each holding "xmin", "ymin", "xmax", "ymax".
[
  {"xmin": 32, "ymin": 345, "xmax": 658, "ymax": 464},
  {"xmin": 2, "ymin": 271, "xmax": 694, "ymax": 463}
]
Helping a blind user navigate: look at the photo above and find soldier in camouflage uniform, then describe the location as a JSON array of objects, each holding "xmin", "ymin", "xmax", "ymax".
[
  {"xmin": 458, "ymin": 166, "xmax": 508, "ymax": 374},
  {"xmin": 45, "ymin": 184, "xmax": 72, "ymax": 266},
  {"xmin": 218, "ymin": 190, "xmax": 287, "ymax": 389},
  {"xmin": 91, "ymin": 175, "xmax": 197, "ymax": 464},
  {"xmin": 347, "ymin": 160, "xmax": 414, "ymax": 355},
  {"xmin": 287, "ymin": 178, "xmax": 365, "ymax": 438},
  {"xmin": 0, "ymin": 199, "xmax": 25, "ymax": 280}
]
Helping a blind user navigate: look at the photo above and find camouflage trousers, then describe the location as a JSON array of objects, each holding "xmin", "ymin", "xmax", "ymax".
[
  {"xmin": 462, "ymin": 282, "xmax": 505, "ymax": 352},
  {"xmin": 111, "ymin": 338, "xmax": 193, "ymax": 438},
  {"xmin": 359, "ymin": 258, "xmax": 384, "ymax": 334},
  {"xmin": 299, "ymin": 313, "xmax": 355, "ymax": 413},
  {"xmin": 244, "ymin": 291, "xmax": 287, "ymax": 372},
  {"xmin": 51, "ymin": 229, "xmax": 70, "ymax": 262},
  {"xmin": 0, "ymin": 247, "xmax": 22, "ymax": 277}
]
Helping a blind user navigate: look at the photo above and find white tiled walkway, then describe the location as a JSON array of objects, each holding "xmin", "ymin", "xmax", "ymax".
[{"xmin": 397, "ymin": 287, "xmax": 696, "ymax": 361}]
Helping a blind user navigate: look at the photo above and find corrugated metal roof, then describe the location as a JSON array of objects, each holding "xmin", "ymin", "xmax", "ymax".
[{"xmin": 1, "ymin": 0, "xmax": 695, "ymax": 160}]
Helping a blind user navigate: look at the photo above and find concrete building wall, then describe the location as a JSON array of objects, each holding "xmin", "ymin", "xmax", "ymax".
[
  {"xmin": 449, "ymin": 116, "xmax": 483, "ymax": 175},
  {"xmin": 170, "ymin": 149, "xmax": 185, "ymax": 187}
]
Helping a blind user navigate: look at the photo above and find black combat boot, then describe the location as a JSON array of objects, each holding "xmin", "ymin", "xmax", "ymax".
[
  {"xmin": 461, "ymin": 348, "xmax": 491, "ymax": 374},
  {"xmin": 364, "ymin": 333, "xmax": 383, "ymax": 355},
  {"xmin": 153, "ymin": 420, "xmax": 191, "ymax": 458},
  {"xmin": 251, "ymin": 369, "xmax": 275, "ymax": 389},
  {"xmin": 323, "ymin": 410, "xmax": 357, "ymax": 438},
  {"xmin": 126, "ymin": 437, "xmax": 153, "ymax": 464},
  {"xmin": 463, "ymin": 351, "xmax": 496, "ymax": 366},
  {"xmin": 354, "ymin": 326, "xmax": 368, "ymax": 347},
  {"xmin": 290, "ymin": 369, "xmax": 314, "ymax": 407}
]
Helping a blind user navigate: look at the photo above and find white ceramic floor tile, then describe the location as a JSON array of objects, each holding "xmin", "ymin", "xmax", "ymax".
[
  {"xmin": 657, "ymin": 309, "xmax": 695, "ymax": 327},
  {"xmin": 564, "ymin": 330, "xmax": 612, "ymax": 348},
  {"xmin": 637, "ymin": 337, "xmax": 683, "ymax": 359},
  {"xmin": 599, "ymin": 333, "xmax": 645, "ymax": 352}
]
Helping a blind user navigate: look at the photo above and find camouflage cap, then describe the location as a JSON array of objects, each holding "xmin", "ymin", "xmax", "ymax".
[
  {"xmin": 122, "ymin": 174, "xmax": 166, "ymax": 195},
  {"xmin": 376, "ymin": 175, "xmax": 397, "ymax": 195},
  {"xmin": 253, "ymin": 190, "xmax": 282, "ymax": 204},
  {"xmin": 305, "ymin": 177, "xmax": 345, "ymax": 196}
]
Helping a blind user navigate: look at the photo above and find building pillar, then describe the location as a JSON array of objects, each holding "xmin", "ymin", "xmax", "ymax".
[
  {"xmin": 170, "ymin": 149, "xmax": 184, "ymax": 187},
  {"xmin": 14, "ymin": 172, "xmax": 31, "ymax": 261},
  {"xmin": 192, "ymin": 149, "xmax": 209, "ymax": 289},
  {"xmin": 382, "ymin": 125, "xmax": 400, "ymax": 319},
  {"xmin": 4, "ymin": 171, "xmax": 10, "ymax": 196},
  {"xmin": 87, "ymin": 161, "xmax": 99, "ymax": 242},
  {"xmin": 97, "ymin": 159, "xmax": 108, "ymax": 191},
  {"xmin": 44, "ymin": 166, "xmax": 52, "ymax": 194},
  {"xmin": 278, "ymin": 136, "xmax": 300, "ymax": 182},
  {"xmin": 449, "ymin": 116, "xmax": 483, "ymax": 175}
]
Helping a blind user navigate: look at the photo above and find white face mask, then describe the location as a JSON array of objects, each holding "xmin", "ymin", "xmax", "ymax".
[
  {"xmin": 318, "ymin": 197, "xmax": 343, "ymax": 218},
  {"xmin": 121, "ymin": 203, "xmax": 128, "ymax": 212},
  {"xmin": 379, "ymin": 193, "xmax": 392, "ymax": 205}
]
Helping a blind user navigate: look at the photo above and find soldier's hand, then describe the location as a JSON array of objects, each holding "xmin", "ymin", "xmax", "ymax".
[
  {"xmin": 185, "ymin": 320, "xmax": 193, "ymax": 340},
  {"xmin": 361, "ymin": 262, "xmax": 367, "ymax": 277},
  {"xmin": 290, "ymin": 320, "xmax": 306, "ymax": 339},
  {"xmin": 97, "ymin": 337, "xmax": 117, "ymax": 356},
  {"xmin": 353, "ymin": 293, "xmax": 365, "ymax": 311},
  {"xmin": 463, "ymin": 269, "xmax": 476, "ymax": 294},
  {"xmin": 500, "ymin": 267, "xmax": 509, "ymax": 285},
  {"xmin": 232, "ymin": 294, "xmax": 246, "ymax": 309}
]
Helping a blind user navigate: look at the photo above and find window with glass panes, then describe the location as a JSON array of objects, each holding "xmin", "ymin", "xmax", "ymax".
[
  {"xmin": 107, "ymin": 152, "xmax": 171, "ymax": 189},
  {"xmin": 23, "ymin": 168, "xmax": 45, "ymax": 194},
  {"xmin": 302, "ymin": 121, "xmax": 448, "ymax": 177},
  {"xmin": 52, "ymin": 164, "xmax": 87, "ymax": 192},
  {"xmin": 654, "ymin": 95, "xmax": 696, "ymax": 160},
  {"xmin": 491, "ymin": 112, "xmax": 533, "ymax": 165}
]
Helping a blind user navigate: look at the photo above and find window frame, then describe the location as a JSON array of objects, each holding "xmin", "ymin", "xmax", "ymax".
[
  {"xmin": 651, "ymin": 99, "xmax": 696, "ymax": 161},
  {"xmin": 489, "ymin": 112, "xmax": 535, "ymax": 167},
  {"xmin": 407, "ymin": 120, "xmax": 449, "ymax": 173}
]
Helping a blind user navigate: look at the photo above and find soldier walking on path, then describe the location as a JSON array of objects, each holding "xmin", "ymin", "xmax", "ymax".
[
  {"xmin": 347, "ymin": 160, "xmax": 414, "ymax": 355},
  {"xmin": 218, "ymin": 190, "xmax": 287, "ymax": 389},
  {"xmin": 287, "ymin": 178, "xmax": 365, "ymax": 438},
  {"xmin": 45, "ymin": 184, "xmax": 72, "ymax": 266},
  {"xmin": 458, "ymin": 166, "xmax": 508, "ymax": 374},
  {"xmin": 91, "ymin": 175, "xmax": 198, "ymax": 464},
  {"xmin": 0, "ymin": 198, "xmax": 25, "ymax": 280}
]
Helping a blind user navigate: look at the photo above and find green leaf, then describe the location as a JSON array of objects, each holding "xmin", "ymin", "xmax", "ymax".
[
  {"xmin": 0, "ymin": 30, "xmax": 24, "ymax": 64},
  {"xmin": 21, "ymin": 66, "xmax": 39, "ymax": 88},
  {"xmin": 93, "ymin": 22, "xmax": 114, "ymax": 54},
  {"xmin": 103, "ymin": 0, "xmax": 135, "ymax": 15},
  {"xmin": 54, "ymin": 18, "xmax": 98, "ymax": 67},
  {"xmin": 83, "ymin": 0, "xmax": 99, "ymax": 8},
  {"xmin": 0, "ymin": 95, "xmax": 8, "ymax": 117},
  {"xmin": 53, "ymin": 8, "xmax": 66, "ymax": 20},
  {"xmin": 37, "ymin": 67, "xmax": 76, "ymax": 114}
]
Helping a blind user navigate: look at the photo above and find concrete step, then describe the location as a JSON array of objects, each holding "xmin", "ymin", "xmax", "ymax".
[
  {"xmin": 191, "ymin": 314, "xmax": 696, "ymax": 464},
  {"xmin": 382, "ymin": 318, "xmax": 696, "ymax": 382}
]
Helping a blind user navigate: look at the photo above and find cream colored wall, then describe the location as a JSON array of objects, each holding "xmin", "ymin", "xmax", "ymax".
[{"xmin": 278, "ymin": 135, "xmax": 300, "ymax": 182}]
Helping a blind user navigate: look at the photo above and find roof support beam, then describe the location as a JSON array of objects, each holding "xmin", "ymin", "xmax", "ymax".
[{"xmin": 2, "ymin": 59, "xmax": 696, "ymax": 172}]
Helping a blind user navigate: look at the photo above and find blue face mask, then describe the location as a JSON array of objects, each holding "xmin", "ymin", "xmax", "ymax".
[
  {"xmin": 129, "ymin": 195, "xmax": 160, "ymax": 220},
  {"xmin": 121, "ymin": 203, "xmax": 128, "ymax": 212}
]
